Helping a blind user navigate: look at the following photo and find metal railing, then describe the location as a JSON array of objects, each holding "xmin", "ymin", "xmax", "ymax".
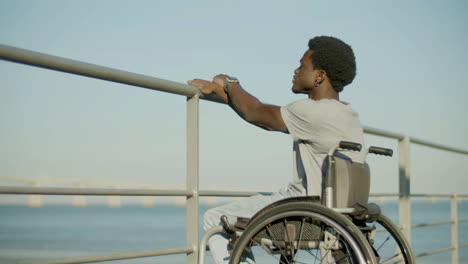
[
  {"xmin": 1, "ymin": 44, "xmax": 468, "ymax": 264},
  {"xmin": 369, "ymin": 193, "xmax": 468, "ymax": 263},
  {"xmin": 409, "ymin": 194, "xmax": 468, "ymax": 262}
]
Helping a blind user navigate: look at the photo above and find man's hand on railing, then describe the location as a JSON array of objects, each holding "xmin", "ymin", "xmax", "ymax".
[{"xmin": 188, "ymin": 74, "xmax": 229, "ymax": 103}]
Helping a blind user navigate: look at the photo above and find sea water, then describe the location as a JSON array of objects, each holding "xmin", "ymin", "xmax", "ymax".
[{"xmin": 0, "ymin": 200, "xmax": 467, "ymax": 264}]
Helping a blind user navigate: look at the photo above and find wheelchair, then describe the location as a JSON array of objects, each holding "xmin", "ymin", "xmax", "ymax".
[{"xmin": 200, "ymin": 141, "xmax": 415, "ymax": 264}]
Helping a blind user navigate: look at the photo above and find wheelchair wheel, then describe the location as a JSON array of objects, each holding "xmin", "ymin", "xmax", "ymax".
[
  {"xmin": 229, "ymin": 202, "xmax": 377, "ymax": 264},
  {"xmin": 365, "ymin": 214, "xmax": 415, "ymax": 264}
]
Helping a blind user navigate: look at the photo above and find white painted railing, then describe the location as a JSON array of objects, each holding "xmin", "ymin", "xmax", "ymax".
[{"xmin": 1, "ymin": 44, "xmax": 468, "ymax": 264}]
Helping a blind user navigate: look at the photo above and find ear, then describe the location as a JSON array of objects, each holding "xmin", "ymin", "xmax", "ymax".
[{"xmin": 316, "ymin": 70, "xmax": 327, "ymax": 84}]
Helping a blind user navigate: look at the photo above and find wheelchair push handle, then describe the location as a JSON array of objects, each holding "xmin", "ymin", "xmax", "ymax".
[
  {"xmin": 339, "ymin": 141, "xmax": 362, "ymax": 152},
  {"xmin": 337, "ymin": 141, "xmax": 393, "ymax": 157},
  {"xmin": 368, "ymin": 146, "xmax": 393, "ymax": 157}
]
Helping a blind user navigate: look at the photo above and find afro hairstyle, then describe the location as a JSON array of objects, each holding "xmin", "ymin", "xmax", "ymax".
[{"xmin": 308, "ymin": 36, "xmax": 356, "ymax": 92}]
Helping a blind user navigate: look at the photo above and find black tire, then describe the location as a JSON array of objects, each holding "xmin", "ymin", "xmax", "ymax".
[
  {"xmin": 229, "ymin": 202, "xmax": 377, "ymax": 264},
  {"xmin": 366, "ymin": 214, "xmax": 415, "ymax": 264}
]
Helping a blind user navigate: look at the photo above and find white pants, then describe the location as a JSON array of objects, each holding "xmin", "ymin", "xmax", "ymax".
[{"xmin": 203, "ymin": 185, "xmax": 305, "ymax": 264}]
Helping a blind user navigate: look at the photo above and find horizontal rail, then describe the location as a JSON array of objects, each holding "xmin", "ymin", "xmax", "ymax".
[
  {"xmin": 17, "ymin": 247, "xmax": 193, "ymax": 264},
  {"xmin": 409, "ymin": 193, "xmax": 468, "ymax": 198},
  {"xmin": 3, "ymin": 187, "xmax": 468, "ymax": 199},
  {"xmin": 363, "ymin": 126, "xmax": 405, "ymax": 140},
  {"xmin": 0, "ymin": 186, "xmax": 269, "ymax": 197},
  {"xmin": 410, "ymin": 137, "xmax": 468, "ymax": 155},
  {"xmin": 414, "ymin": 243, "xmax": 468, "ymax": 260},
  {"xmin": 363, "ymin": 126, "xmax": 468, "ymax": 155},
  {"xmin": 415, "ymin": 247, "xmax": 454, "ymax": 258},
  {"xmin": 369, "ymin": 193, "xmax": 400, "ymax": 198},
  {"xmin": 0, "ymin": 44, "xmax": 222, "ymax": 104},
  {"xmin": 411, "ymin": 220, "xmax": 453, "ymax": 229},
  {"xmin": 199, "ymin": 190, "xmax": 271, "ymax": 197},
  {"xmin": 0, "ymin": 186, "xmax": 193, "ymax": 196},
  {"xmin": 411, "ymin": 218, "xmax": 468, "ymax": 229},
  {"xmin": 370, "ymin": 193, "xmax": 468, "ymax": 199}
]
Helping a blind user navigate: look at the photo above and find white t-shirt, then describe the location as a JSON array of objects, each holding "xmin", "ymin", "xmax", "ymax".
[{"xmin": 280, "ymin": 99, "xmax": 365, "ymax": 196}]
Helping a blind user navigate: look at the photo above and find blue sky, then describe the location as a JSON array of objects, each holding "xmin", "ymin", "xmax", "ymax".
[{"xmin": 1, "ymin": 0, "xmax": 467, "ymax": 203}]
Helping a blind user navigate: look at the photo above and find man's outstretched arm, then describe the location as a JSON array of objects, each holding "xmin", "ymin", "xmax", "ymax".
[{"xmin": 188, "ymin": 74, "xmax": 288, "ymax": 133}]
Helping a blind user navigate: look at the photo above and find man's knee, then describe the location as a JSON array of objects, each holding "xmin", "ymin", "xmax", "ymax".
[{"xmin": 203, "ymin": 207, "xmax": 222, "ymax": 231}]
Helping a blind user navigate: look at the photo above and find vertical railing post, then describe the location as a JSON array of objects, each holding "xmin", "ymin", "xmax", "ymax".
[
  {"xmin": 186, "ymin": 94, "xmax": 199, "ymax": 264},
  {"xmin": 398, "ymin": 136, "xmax": 412, "ymax": 242},
  {"xmin": 451, "ymin": 194, "xmax": 459, "ymax": 264}
]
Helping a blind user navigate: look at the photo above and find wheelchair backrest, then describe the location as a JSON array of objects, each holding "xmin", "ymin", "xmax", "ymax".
[{"xmin": 331, "ymin": 156, "xmax": 370, "ymax": 208}]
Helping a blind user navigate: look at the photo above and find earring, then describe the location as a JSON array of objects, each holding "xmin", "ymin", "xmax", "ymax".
[{"xmin": 314, "ymin": 80, "xmax": 319, "ymax": 87}]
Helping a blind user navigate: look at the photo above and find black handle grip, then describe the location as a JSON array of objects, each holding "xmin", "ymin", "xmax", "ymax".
[
  {"xmin": 369, "ymin": 146, "xmax": 393, "ymax": 157},
  {"xmin": 339, "ymin": 141, "xmax": 362, "ymax": 152}
]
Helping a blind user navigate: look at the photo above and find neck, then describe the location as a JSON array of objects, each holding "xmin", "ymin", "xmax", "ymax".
[{"xmin": 308, "ymin": 83, "xmax": 339, "ymax": 101}]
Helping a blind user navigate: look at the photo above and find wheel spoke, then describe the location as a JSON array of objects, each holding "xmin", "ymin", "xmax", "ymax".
[
  {"xmin": 376, "ymin": 235, "xmax": 391, "ymax": 252},
  {"xmin": 249, "ymin": 237, "xmax": 285, "ymax": 263},
  {"xmin": 296, "ymin": 217, "xmax": 306, "ymax": 263},
  {"xmin": 380, "ymin": 253, "xmax": 403, "ymax": 264},
  {"xmin": 319, "ymin": 252, "xmax": 331, "ymax": 263},
  {"xmin": 305, "ymin": 249, "xmax": 322, "ymax": 262}
]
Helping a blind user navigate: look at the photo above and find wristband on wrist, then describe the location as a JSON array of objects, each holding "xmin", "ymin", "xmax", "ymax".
[{"xmin": 223, "ymin": 76, "xmax": 239, "ymax": 93}]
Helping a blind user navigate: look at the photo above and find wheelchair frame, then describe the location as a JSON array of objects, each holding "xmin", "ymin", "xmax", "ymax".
[{"xmin": 200, "ymin": 141, "xmax": 415, "ymax": 264}]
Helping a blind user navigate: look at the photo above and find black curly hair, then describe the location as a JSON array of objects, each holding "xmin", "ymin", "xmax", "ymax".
[{"xmin": 308, "ymin": 36, "xmax": 356, "ymax": 93}]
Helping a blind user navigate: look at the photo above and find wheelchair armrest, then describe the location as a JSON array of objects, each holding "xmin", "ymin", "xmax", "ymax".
[
  {"xmin": 364, "ymin": 203, "xmax": 381, "ymax": 222},
  {"xmin": 350, "ymin": 203, "xmax": 381, "ymax": 222}
]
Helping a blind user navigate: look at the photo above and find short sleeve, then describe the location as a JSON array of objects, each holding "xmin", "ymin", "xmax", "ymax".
[{"xmin": 280, "ymin": 99, "xmax": 317, "ymax": 141}]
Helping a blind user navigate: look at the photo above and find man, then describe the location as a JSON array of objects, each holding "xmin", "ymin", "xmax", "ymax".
[{"xmin": 188, "ymin": 36, "xmax": 365, "ymax": 264}]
